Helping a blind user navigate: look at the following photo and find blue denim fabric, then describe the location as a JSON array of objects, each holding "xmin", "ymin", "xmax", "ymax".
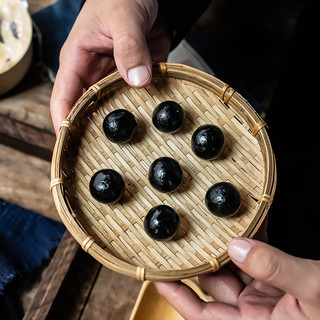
[
  {"xmin": 32, "ymin": 0, "xmax": 83, "ymax": 74},
  {"xmin": 0, "ymin": 199, "xmax": 65, "ymax": 294}
]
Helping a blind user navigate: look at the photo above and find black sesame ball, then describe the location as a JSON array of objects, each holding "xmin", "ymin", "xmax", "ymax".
[
  {"xmin": 144, "ymin": 205, "xmax": 180, "ymax": 241},
  {"xmin": 148, "ymin": 157, "xmax": 183, "ymax": 193},
  {"xmin": 205, "ymin": 182, "xmax": 241, "ymax": 217},
  {"xmin": 152, "ymin": 101, "xmax": 184, "ymax": 133},
  {"xmin": 89, "ymin": 169, "xmax": 125, "ymax": 204},
  {"xmin": 191, "ymin": 124, "xmax": 225, "ymax": 160},
  {"xmin": 103, "ymin": 109, "xmax": 137, "ymax": 143}
]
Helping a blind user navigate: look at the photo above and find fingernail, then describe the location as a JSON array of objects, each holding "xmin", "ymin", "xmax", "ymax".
[
  {"xmin": 128, "ymin": 65, "xmax": 150, "ymax": 86},
  {"xmin": 228, "ymin": 239, "xmax": 252, "ymax": 263}
]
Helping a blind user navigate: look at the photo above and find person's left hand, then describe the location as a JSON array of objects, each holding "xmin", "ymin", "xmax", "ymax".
[
  {"xmin": 155, "ymin": 238, "xmax": 320, "ymax": 319},
  {"xmin": 50, "ymin": 0, "xmax": 171, "ymax": 135}
]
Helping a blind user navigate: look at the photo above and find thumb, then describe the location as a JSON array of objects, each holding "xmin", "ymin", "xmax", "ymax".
[
  {"xmin": 228, "ymin": 237, "xmax": 320, "ymax": 304},
  {"xmin": 108, "ymin": 4, "xmax": 157, "ymax": 88}
]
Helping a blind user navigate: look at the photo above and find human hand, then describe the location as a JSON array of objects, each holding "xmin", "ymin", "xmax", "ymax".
[
  {"xmin": 50, "ymin": 0, "xmax": 171, "ymax": 135},
  {"xmin": 155, "ymin": 238, "xmax": 320, "ymax": 319}
]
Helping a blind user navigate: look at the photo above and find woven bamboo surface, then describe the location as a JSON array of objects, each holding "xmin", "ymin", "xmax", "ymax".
[{"xmin": 51, "ymin": 63, "xmax": 276, "ymax": 281}]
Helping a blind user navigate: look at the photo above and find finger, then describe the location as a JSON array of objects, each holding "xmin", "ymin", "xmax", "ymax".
[
  {"xmin": 198, "ymin": 269, "xmax": 243, "ymax": 306},
  {"xmin": 154, "ymin": 281, "xmax": 240, "ymax": 320},
  {"xmin": 228, "ymin": 237, "xmax": 320, "ymax": 305},
  {"xmin": 226, "ymin": 262, "xmax": 253, "ymax": 286},
  {"xmin": 243, "ymin": 279, "xmax": 284, "ymax": 300},
  {"xmin": 50, "ymin": 68, "xmax": 84, "ymax": 135},
  {"xmin": 239, "ymin": 279, "xmax": 284, "ymax": 312},
  {"xmin": 108, "ymin": 4, "xmax": 157, "ymax": 87}
]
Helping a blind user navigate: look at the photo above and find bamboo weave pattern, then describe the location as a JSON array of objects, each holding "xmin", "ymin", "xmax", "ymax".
[{"xmin": 51, "ymin": 63, "xmax": 276, "ymax": 280}]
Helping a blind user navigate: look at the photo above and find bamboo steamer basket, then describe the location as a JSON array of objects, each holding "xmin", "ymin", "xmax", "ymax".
[
  {"xmin": 51, "ymin": 63, "xmax": 276, "ymax": 281},
  {"xmin": 0, "ymin": 0, "xmax": 33, "ymax": 95}
]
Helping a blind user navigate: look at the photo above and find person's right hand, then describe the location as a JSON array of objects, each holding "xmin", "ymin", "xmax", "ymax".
[
  {"xmin": 156, "ymin": 238, "xmax": 320, "ymax": 319},
  {"xmin": 50, "ymin": 0, "xmax": 172, "ymax": 135}
]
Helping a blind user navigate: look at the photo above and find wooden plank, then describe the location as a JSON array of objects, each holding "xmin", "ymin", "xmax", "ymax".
[
  {"xmin": 0, "ymin": 143, "xmax": 59, "ymax": 221},
  {"xmin": 80, "ymin": 267, "xmax": 141, "ymax": 320},
  {"xmin": 22, "ymin": 231, "xmax": 140, "ymax": 320},
  {"xmin": 0, "ymin": 82, "xmax": 54, "ymax": 134},
  {"xmin": 0, "ymin": 80, "xmax": 55, "ymax": 158},
  {"xmin": 22, "ymin": 232, "xmax": 80, "ymax": 320},
  {"xmin": 0, "ymin": 132, "xmax": 53, "ymax": 162},
  {"xmin": 43, "ymin": 247, "xmax": 101, "ymax": 320},
  {"xmin": 0, "ymin": 115, "xmax": 55, "ymax": 153}
]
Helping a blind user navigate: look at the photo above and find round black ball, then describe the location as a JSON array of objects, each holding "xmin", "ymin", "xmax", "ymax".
[
  {"xmin": 152, "ymin": 101, "xmax": 184, "ymax": 133},
  {"xmin": 144, "ymin": 205, "xmax": 180, "ymax": 241},
  {"xmin": 205, "ymin": 182, "xmax": 241, "ymax": 217},
  {"xmin": 90, "ymin": 169, "xmax": 125, "ymax": 204},
  {"xmin": 103, "ymin": 109, "xmax": 137, "ymax": 143},
  {"xmin": 148, "ymin": 157, "xmax": 183, "ymax": 193},
  {"xmin": 191, "ymin": 124, "xmax": 225, "ymax": 160}
]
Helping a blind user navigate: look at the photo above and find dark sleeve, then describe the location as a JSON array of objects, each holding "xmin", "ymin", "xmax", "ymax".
[{"xmin": 157, "ymin": 0, "xmax": 212, "ymax": 49}]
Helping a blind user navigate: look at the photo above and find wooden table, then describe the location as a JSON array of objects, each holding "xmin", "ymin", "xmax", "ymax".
[
  {"xmin": 0, "ymin": 2, "xmax": 141, "ymax": 318},
  {"xmin": 0, "ymin": 41, "xmax": 141, "ymax": 320}
]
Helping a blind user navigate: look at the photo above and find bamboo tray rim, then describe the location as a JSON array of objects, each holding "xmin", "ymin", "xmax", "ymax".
[{"xmin": 51, "ymin": 63, "xmax": 276, "ymax": 281}]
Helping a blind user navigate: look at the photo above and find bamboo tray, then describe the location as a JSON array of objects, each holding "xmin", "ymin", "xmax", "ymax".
[
  {"xmin": 51, "ymin": 63, "xmax": 276, "ymax": 281},
  {"xmin": 0, "ymin": 0, "xmax": 33, "ymax": 95}
]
